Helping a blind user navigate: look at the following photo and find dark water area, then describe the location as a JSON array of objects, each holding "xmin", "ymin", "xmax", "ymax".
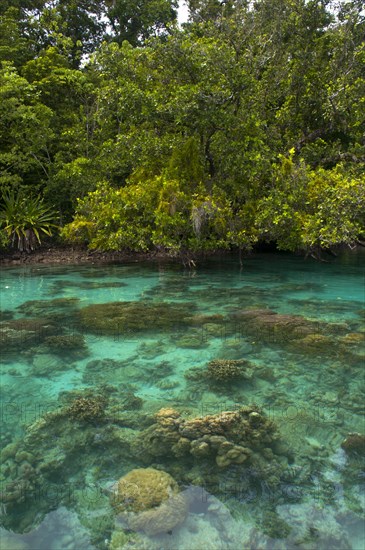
[{"xmin": 1, "ymin": 251, "xmax": 364, "ymax": 549}]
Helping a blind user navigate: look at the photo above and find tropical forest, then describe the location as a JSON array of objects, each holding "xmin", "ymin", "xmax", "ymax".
[{"xmin": 0, "ymin": 0, "xmax": 364, "ymax": 257}]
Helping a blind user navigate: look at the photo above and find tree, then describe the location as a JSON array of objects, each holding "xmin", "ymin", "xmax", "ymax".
[
  {"xmin": 187, "ymin": 0, "xmax": 232, "ymax": 23},
  {"xmin": 61, "ymin": 175, "xmax": 258, "ymax": 254},
  {"xmin": 0, "ymin": 63, "xmax": 54, "ymax": 193},
  {"xmin": 0, "ymin": 0, "xmax": 45, "ymax": 15},
  {"xmin": 256, "ymin": 153, "xmax": 365, "ymax": 255},
  {"xmin": 43, "ymin": 1, "xmax": 106, "ymax": 66},
  {"xmin": 106, "ymin": 0, "xmax": 178, "ymax": 45},
  {"xmin": 0, "ymin": 7, "xmax": 34, "ymax": 67}
]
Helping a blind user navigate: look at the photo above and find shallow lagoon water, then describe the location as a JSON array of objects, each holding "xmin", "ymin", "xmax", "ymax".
[{"xmin": 0, "ymin": 251, "xmax": 364, "ymax": 549}]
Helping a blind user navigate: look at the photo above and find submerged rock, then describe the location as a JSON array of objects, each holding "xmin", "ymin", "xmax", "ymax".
[
  {"xmin": 0, "ymin": 309, "xmax": 14, "ymax": 321},
  {"xmin": 341, "ymin": 433, "xmax": 365, "ymax": 456},
  {"xmin": 175, "ymin": 330, "xmax": 209, "ymax": 349},
  {"xmin": 0, "ymin": 533, "xmax": 29, "ymax": 550},
  {"xmin": 31, "ymin": 353, "xmax": 64, "ymax": 377},
  {"xmin": 49, "ymin": 280, "xmax": 127, "ymax": 293}
]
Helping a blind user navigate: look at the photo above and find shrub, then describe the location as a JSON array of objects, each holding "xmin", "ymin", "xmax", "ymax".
[{"xmin": 0, "ymin": 191, "xmax": 58, "ymax": 252}]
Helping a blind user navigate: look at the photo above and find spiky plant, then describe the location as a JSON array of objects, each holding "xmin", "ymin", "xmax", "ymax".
[{"xmin": 0, "ymin": 191, "xmax": 58, "ymax": 252}]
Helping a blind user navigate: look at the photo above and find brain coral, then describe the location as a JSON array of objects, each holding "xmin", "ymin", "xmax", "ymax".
[{"xmin": 111, "ymin": 467, "xmax": 187, "ymax": 535}]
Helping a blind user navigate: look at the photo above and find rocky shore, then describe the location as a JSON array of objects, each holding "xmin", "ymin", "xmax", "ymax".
[
  {"xmin": 0, "ymin": 244, "xmax": 173, "ymax": 267},
  {"xmin": 0, "ymin": 243, "xmax": 241, "ymax": 268}
]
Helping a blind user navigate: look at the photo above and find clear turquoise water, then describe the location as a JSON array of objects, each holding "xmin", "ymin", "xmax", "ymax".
[{"xmin": 1, "ymin": 251, "xmax": 364, "ymax": 549}]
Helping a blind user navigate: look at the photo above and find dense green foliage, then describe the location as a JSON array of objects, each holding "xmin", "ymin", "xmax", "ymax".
[{"xmin": 1, "ymin": 0, "xmax": 364, "ymax": 255}]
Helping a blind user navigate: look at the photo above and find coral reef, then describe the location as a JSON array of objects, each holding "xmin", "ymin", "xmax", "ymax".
[
  {"xmin": 43, "ymin": 333, "xmax": 89, "ymax": 359},
  {"xmin": 107, "ymin": 388, "xmax": 144, "ymax": 412},
  {"xmin": 137, "ymin": 406, "xmax": 284, "ymax": 473},
  {"xmin": 188, "ymin": 313, "xmax": 225, "ymax": 326},
  {"xmin": 1, "ymin": 298, "xmax": 86, "ymax": 360},
  {"xmin": 109, "ymin": 528, "xmax": 141, "ymax": 550},
  {"xmin": 339, "ymin": 332, "xmax": 365, "ymax": 346},
  {"xmin": 121, "ymin": 393, "xmax": 143, "ymax": 411},
  {"xmin": 66, "ymin": 395, "xmax": 107, "ymax": 422},
  {"xmin": 112, "ymin": 467, "xmax": 179, "ymax": 513},
  {"xmin": 0, "ymin": 386, "xmax": 145, "ymax": 533},
  {"xmin": 184, "ymin": 358, "xmax": 258, "ymax": 397},
  {"xmin": 292, "ymin": 333, "xmax": 332, "ymax": 353},
  {"xmin": 111, "ymin": 468, "xmax": 187, "ymax": 535},
  {"xmin": 205, "ymin": 359, "xmax": 253, "ymax": 383},
  {"xmin": 16, "ymin": 297, "xmax": 80, "ymax": 320},
  {"xmin": 78, "ymin": 301, "xmax": 195, "ymax": 335},
  {"xmin": 0, "ymin": 318, "xmax": 58, "ymax": 353},
  {"xmin": 259, "ymin": 510, "xmax": 291, "ymax": 539},
  {"xmin": 229, "ymin": 308, "xmax": 355, "ymax": 359},
  {"xmin": 230, "ymin": 308, "xmax": 317, "ymax": 343}
]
